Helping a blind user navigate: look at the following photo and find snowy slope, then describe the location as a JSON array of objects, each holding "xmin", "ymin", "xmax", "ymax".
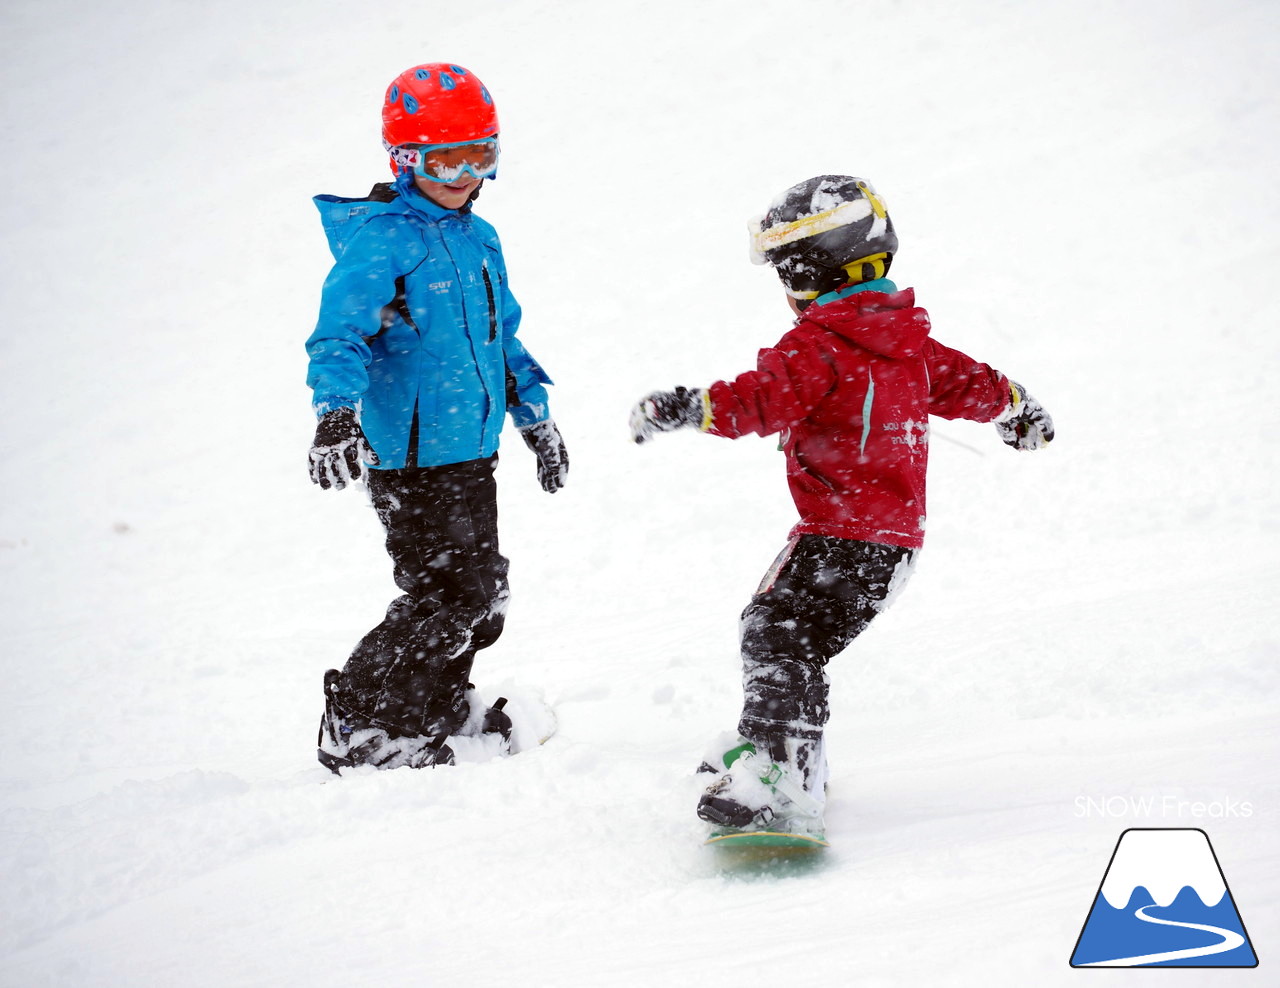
[{"xmin": 1, "ymin": 0, "xmax": 1278, "ymax": 985}]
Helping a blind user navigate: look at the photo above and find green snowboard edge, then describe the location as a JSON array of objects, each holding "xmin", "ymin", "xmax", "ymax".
[{"xmin": 705, "ymin": 829, "xmax": 829, "ymax": 849}]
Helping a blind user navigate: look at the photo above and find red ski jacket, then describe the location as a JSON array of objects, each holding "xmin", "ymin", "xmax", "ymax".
[{"xmin": 706, "ymin": 286, "xmax": 1011, "ymax": 549}]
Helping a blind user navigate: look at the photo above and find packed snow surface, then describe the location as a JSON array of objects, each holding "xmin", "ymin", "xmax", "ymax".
[{"xmin": 1, "ymin": 1, "xmax": 1277, "ymax": 985}]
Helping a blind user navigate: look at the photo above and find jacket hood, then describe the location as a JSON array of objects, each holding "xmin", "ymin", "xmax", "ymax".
[
  {"xmin": 313, "ymin": 174, "xmax": 472, "ymax": 260},
  {"xmin": 313, "ymin": 193, "xmax": 404, "ymax": 260},
  {"xmin": 799, "ymin": 287, "xmax": 930, "ymax": 360}
]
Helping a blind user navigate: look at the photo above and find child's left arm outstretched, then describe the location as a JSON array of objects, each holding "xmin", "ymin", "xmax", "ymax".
[{"xmin": 923, "ymin": 338, "xmax": 1054, "ymax": 451}]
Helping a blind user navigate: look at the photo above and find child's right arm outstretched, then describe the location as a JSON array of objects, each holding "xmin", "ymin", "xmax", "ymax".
[{"xmin": 629, "ymin": 335, "xmax": 834, "ymax": 444}]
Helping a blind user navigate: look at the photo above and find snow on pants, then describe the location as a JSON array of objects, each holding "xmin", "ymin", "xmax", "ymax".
[
  {"xmin": 336, "ymin": 455, "xmax": 510, "ymax": 738},
  {"xmin": 738, "ymin": 536, "xmax": 915, "ymax": 743}
]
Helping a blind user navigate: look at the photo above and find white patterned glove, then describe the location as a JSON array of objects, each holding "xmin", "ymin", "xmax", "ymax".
[
  {"xmin": 629, "ymin": 387, "xmax": 710, "ymax": 444},
  {"xmin": 519, "ymin": 419, "xmax": 569, "ymax": 493},
  {"xmin": 308, "ymin": 406, "xmax": 379, "ymax": 490},
  {"xmin": 994, "ymin": 381, "xmax": 1054, "ymax": 451}
]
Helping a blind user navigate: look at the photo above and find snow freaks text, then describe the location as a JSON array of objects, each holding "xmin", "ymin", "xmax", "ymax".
[{"xmin": 1074, "ymin": 795, "xmax": 1255, "ymax": 820}]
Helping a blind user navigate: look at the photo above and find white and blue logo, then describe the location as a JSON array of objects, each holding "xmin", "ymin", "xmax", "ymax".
[{"xmin": 1070, "ymin": 828, "xmax": 1258, "ymax": 968}]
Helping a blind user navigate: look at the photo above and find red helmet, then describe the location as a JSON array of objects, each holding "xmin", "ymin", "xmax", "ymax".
[{"xmin": 382, "ymin": 63, "xmax": 499, "ymax": 151}]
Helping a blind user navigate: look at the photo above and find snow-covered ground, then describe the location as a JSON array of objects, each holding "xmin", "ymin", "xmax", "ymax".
[{"xmin": 2, "ymin": 0, "xmax": 1277, "ymax": 984}]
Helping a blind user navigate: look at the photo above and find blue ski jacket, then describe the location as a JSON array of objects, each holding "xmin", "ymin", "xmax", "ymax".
[{"xmin": 305, "ymin": 174, "xmax": 552, "ymax": 469}]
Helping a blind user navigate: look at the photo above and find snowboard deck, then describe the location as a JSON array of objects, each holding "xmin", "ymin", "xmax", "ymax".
[{"xmin": 705, "ymin": 829, "xmax": 829, "ymax": 849}]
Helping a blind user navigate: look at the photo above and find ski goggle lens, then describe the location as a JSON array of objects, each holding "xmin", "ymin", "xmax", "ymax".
[{"xmin": 395, "ymin": 138, "xmax": 500, "ymax": 182}]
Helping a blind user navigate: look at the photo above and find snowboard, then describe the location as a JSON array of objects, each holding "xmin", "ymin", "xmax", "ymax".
[{"xmin": 705, "ymin": 828, "xmax": 829, "ymax": 850}]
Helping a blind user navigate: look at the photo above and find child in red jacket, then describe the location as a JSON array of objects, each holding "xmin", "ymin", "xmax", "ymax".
[{"xmin": 629, "ymin": 175, "xmax": 1053, "ymax": 837}]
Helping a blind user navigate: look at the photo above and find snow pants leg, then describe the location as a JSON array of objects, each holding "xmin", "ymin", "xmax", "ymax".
[
  {"xmin": 737, "ymin": 536, "xmax": 915, "ymax": 744},
  {"xmin": 335, "ymin": 455, "xmax": 510, "ymax": 738}
]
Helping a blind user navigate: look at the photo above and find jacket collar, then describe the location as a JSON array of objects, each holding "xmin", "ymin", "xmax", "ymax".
[
  {"xmin": 814, "ymin": 277, "xmax": 898, "ymax": 307},
  {"xmin": 799, "ymin": 282, "xmax": 928, "ymax": 360},
  {"xmin": 393, "ymin": 171, "xmax": 474, "ymax": 223}
]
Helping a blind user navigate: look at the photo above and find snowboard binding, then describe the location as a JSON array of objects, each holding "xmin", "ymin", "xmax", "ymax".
[
  {"xmin": 316, "ymin": 672, "xmax": 522, "ymax": 774},
  {"xmin": 317, "ymin": 668, "xmax": 456, "ymax": 774},
  {"xmin": 695, "ymin": 734, "xmax": 826, "ymax": 835}
]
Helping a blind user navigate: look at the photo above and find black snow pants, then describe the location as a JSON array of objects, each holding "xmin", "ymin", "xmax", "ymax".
[
  {"xmin": 334, "ymin": 455, "xmax": 510, "ymax": 739},
  {"xmin": 738, "ymin": 536, "xmax": 915, "ymax": 743}
]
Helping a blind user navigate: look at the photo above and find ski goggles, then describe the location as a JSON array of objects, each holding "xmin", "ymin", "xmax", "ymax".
[{"xmin": 387, "ymin": 137, "xmax": 500, "ymax": 183}]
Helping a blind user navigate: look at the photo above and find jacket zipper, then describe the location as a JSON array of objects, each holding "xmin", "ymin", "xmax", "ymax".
[{"xmin": 481, "ymin": 265, "xmax": 497, "ymax": 342}]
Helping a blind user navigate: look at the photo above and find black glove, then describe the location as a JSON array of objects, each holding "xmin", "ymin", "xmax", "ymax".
[
  {"xmin": 519, "ymin": 419, "xmax": 568, "ymax": 493},
  {"xmin": 308, "ymin": 406, "xmax": 379, "ymax": 490},
  {"xmin": 629, "ymin": 387, "xmax": 708, "ymax": 444},
  {"xmin": 994, "ymin": 381, "xmax": 1054, "ymax": 451}
]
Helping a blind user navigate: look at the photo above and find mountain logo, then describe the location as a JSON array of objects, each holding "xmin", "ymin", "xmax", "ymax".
[{"xmin": 1070, "ymin": 828, "xmax": 1258, "ymax": 968}]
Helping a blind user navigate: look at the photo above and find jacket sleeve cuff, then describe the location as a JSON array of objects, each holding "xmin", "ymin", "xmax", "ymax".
[
  {"xmin": 508, "ymin": 401, "xmax": 550, "ymax": 429},
  {"xmin": 313, "ymin": 397, "xmax": 360, "ymax": 418},
  {"xmin": 994, "ymin": 376, "xmax": 1022, "ymax": 420}
]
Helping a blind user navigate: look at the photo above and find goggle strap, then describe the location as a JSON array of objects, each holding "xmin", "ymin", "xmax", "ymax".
[
  {"xmin": 842, "ymin": 252, "xmax": 890, "ymax": 284},
  {"xmin": 751, "ymin": 198, "xmax": 874, "ymax": 258},
  {"xmin": 382, "ymin": 136, "xmax": 499, "ymax": 153}
]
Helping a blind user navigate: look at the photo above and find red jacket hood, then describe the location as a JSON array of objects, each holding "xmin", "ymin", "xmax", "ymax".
[{"xmin": 796, "ymin": 288, "xmax": 930, "ymax": 360}]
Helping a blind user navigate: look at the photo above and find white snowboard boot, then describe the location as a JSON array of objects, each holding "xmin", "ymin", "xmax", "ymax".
[{"xmin": 696, "ymin": 733, "xmax": 827, "ymax": 834}]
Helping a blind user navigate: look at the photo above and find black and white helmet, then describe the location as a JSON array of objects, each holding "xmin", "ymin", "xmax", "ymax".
[{"xmin": 749, "ymin": 175, "xmax": 898, "ymax": 303}]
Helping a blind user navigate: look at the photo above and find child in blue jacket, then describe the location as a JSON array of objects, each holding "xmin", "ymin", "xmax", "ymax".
[{"xmin": 306, "ymin": 63, "xmax": 567, "ymax": 772}]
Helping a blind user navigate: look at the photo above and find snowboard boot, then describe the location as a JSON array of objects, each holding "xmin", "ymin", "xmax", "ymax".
[
  {"xmin": 696, "ymin": 734, "xmax": 827, "ymax": 833},
  {"xmin": 317, "ymin": 669, "xmax": 456, "ymax": 774}
]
